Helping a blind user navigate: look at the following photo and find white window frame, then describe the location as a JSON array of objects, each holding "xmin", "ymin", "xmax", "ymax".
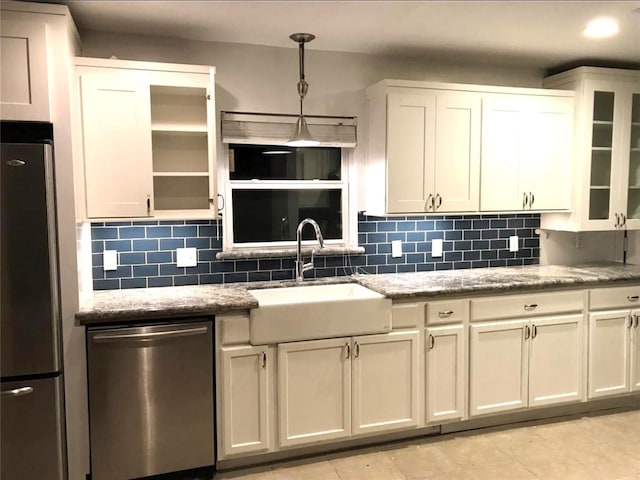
[{"xmin": 220, "ymin": 144, "xmax": 357, "ymax": 252}]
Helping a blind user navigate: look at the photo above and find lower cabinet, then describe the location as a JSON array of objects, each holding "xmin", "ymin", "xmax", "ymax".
[
  {"xmin": 426, "ymin": 324, "xmax": 465, "ymax": 422},
  {"xmin": 470, "ymin": 314, "xmax": 584, "ymax": 416},
  {"xmin": 588, "ymin": 309, "xmax": 640, "ymax": 398},
  {"xmin": 220, "ymin": 345, "xmax": 273, "ymax": 457},
  {"xmin": 278, "ymin": 331, "xmax": 421, "ymax": 448}
]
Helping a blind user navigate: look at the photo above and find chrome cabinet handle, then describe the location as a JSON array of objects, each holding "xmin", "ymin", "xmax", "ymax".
[
  {"xmin": 627, "ymin": 316, "xmax": 633, "ymax": 329},
  {"xmin": 524, "ymin": 304, "xmax": 538, "ymax": 311},
  {"xmin": 621, "ymin": 214, "xmax": 627, "ymax": 227},
  {"xmin": 354, "ymin": 342, "xmax": 360, "ymax": 358},
  {"xmin": 92, "ymin": 326, "xmax": 208, "ymax": 343},
  {"xmin": 345, "ymin": 342, "xmax": 351, "ymax": 359},
  {"xmin": 628, "ymin": 295, "xmax": 639, "ymax": 302},
  {"xmin": 615, "ymin": 213, "xmax": 620, "ymax": 228},
  {"xmin": 530, "ymin": 192, "xmax": 535, "ymax": 208},
  {"xmin": 635, "ymin": 315, "xmax": 639, "ymax": 328},
  {"xmin": 531, "ymin": 324, "xmax": 537, "ymax": 339},
  {"xmin": 146, "ymin": 194, "xmax": 151, "ymax": 216},
  {"xmin": 435, "ymin": 194, "xmax": 442, "ymax": 210},
  {"xmin": 261, "ymin": 351, "xmax": 267, "ymax": 368},
  {"xmin": 523, "ymin": 192, "xmax": 529, "ymax": 209},
  {"xmin": 426, "ymin": 193, "xmax": 434, "ymax": 211},
  {"xmin": 217, "ymin": 193, "xmax": 225, "ymax": 212},
  {"xmin": 1, "ymin": 386, "xmax": 34, "ymax": 398},
  {"xmin": 438, "ymin": 310, "xmax": 454, "ymax": 318},
  {"xmin": 428, "ymin": 334, "xmax": 435, "ymax": 350},
  {"xmin": 524, "ymin": 325, "xmax": 531, "ymax": 340}
]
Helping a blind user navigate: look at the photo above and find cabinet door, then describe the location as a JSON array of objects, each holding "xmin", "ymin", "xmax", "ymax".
[
  {"xmin": 588, "ymin": 310, "xmax": 631, "ymax": 398},
  {"xmin": 631, "ymin": 310, "xmax": 640, "ymax": 392},
  {"xmin": 469, "ymin": 319, "xmax": 528, "ymax": 416},
  {"xmin": 0, "ymin": 19, "xmax": 49, "ymax": 121},
  {"xmin": 521, "ymin": 96, "xmax": 573, "ymax": 210},
  {"xmin": 623, "ymin": 90, "xmax": 640, "ymax": 229},
  {"xmin": 386, "ymin": 91, "xmax": 436, "ymax": 213},
  {"xmin": 80, "ymin": 73, "xmax": 154, "ymax": 218},
  {"xmin": 352, "ymin": 331, "xmax": 420, "ymax": 435},
  {"xmin": 434, "ymin": 91, "xmax": 481, "ymax": 212},
  {"xmin": 528, "ymin": 314, "xmax": 584, "ymax": 407},
  {"xmin": 220, "ymin": 346, "xmax": 272, "ymax": 457},
  {"xmin": 480, "ymin": 95, "xmax": 525, "ymax": 211},
  {"xmin": 426, "ymin": 324, "xmax": 465, "ymax": 423},
  {"xmin": 278, "ymin": 338, "xmax": 351, "ymax": 447}
]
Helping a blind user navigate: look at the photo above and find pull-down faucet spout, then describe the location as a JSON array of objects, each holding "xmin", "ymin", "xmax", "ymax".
[{"xmin": 295, "ymin": 218, "xmax": 325, "ymax": 281}]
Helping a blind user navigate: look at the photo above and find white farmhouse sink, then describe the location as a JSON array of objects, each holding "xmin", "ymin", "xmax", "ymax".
[{"xmin": 248, "ymin": 283, "xmax": 392, "ymax": 344}]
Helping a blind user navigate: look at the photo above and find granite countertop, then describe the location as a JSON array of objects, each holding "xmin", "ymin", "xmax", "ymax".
[{"xmin": 76, "ymin": 262, "xmax": 640, "ymax": 325}]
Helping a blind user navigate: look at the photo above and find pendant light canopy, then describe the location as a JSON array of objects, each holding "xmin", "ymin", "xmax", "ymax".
[{"xmin": 286, "ymin": 32, "xmax": 320, "ymax": 147}]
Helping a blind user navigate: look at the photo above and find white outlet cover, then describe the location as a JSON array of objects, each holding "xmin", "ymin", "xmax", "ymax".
[
  {"xmin": 103, "ymin": 250, "xmax": 118, "ymax": 271},
  {"xmin": 391, "ymin": 240, "xmax": 402, "ymax": 258},
  {"xmin": 176, "ymin": 247, "xmax": 197, "ymax": 267},
  {"xmin": 509, "ymin": 235, "xmax": 519, "ymax": 252},
  {"xmin": 432, "ymin": 238, "xmax": 443, "ymax": 258}
]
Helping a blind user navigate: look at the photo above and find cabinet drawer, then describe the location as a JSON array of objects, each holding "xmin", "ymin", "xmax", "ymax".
[
  {"xmin": 471, "ymin": 290, "xmax": 584, "ymax": 321},
  {"xmin": 590, "ymin": 285, "xmax": 640, "ymax": 310},
  {"xmin": 219, "ymin": 313, "xmax": 250, "ymax": 345},
  {"xmin": 391, "ymin": 301, "xmax": 424, "ymax": 329},
  {"xmin": 426, "ymin": 299, "xmax": 468, "ymax": 325}
]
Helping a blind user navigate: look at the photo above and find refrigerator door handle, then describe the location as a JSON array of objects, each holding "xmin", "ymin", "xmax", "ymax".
[
  {"xmin": 92, "ymin": 326, "xmax": 209, "ymax": 343},
  {"xmin": 6, "ymin": 159, "xmax": 26, "ymax": 167},
  {"xmin": 1, "ymin": 386, "xmax": 34, "ymax": 398}
]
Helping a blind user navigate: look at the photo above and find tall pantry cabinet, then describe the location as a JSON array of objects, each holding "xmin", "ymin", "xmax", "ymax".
[
  {"xmin": 541, "ymin": 67, "xmax": 640, "ymax": 231},
  {"xmin": 74, "ymin": 58, "xmax": 218, "ymax": 220}
]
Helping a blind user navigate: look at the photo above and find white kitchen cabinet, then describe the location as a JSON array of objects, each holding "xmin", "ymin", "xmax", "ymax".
[
  {"xmin": 75, "ymin": 58, "xmax": 217, "ymax": 219},
  {"xmin": 278, "ymin": 338, "xmax": 351, "ymax": 447},
  {"xmin": 220, "ymin": 345, "xmax": 273, "ymax": 457},
  {"xmin": 542, "ymin": 67, "xmax": 640, "ymax": 231},
  {"xmin": 352, "ymin": 331, "xmax": 420, "ymax": 435},
  {"xmin": 470, "ymin": 313, "xmax": 584, "ymax": 416},
  {"xmin": 278, "ymin": 331, "xmax": 421, "ymax": 447},
  {"xmin": 481, "ymin": 94, "xmax": 573, "ymax": 212},
  {"xmin": 366, "ymin": 81, "xmax": 481, "ymax": 215},
  {"xmin": 470, "ymin": 319, "xmax": 529, "ymax": 416},
  {"xmin": 0, "ymin": 18, "xmax": 49, "ymax": 121},
  {"xmin": 426, "ymin": 324, "xmax": 465, "ymax": 422},
  {"xmin": 588, "ymin": 286, "xmax": 640, "ymax": 397}
]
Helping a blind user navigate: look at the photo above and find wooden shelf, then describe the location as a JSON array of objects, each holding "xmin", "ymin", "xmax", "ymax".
[
  {"xmin": 151, "ymin": 124, "xmax": 208, "ymax": 134},
  {"xmin": 589, "ymin": 186, "xmax": 611, "ymax": 190},
  {"xmin": 153, "ymin": 172, "xmax": 209, "ymax": 177}
]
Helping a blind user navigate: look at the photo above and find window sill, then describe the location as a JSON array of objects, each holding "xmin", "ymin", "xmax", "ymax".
[{"xmin": 216, "ymin": 245, "xmax": 365, "ymax": 260}]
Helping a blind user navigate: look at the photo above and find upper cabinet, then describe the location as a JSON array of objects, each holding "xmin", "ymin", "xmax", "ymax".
[
  {"xmin": 541, "ymin": 67, "xmax": 640, "ymax": 232},
  {"xmin": 74, "ymin": 58, "xmax": 218, "ymax": 220},
  {"xmin": 1, "ymin": 2, "xmax": 78, "ymax": 122},
  {"xmin": 364, "ymin": 80, "xmax": 573, "ymax": 216}
]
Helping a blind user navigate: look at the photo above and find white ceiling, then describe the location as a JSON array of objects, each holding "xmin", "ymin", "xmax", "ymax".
[{"xmin": 50, "ymin": 1, "xmax": 640, "ymax": 70}]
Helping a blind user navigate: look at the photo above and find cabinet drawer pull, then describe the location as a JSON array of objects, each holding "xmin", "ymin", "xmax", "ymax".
[
  {"xmin": 1, "ymin": 386, "xmax": 33, "ymax": 398},
  {"xmin": 354, "ymin": 342, "xmax": 360, "ymax": 358},
  {"xmin": 532, "ymin": 324, "xmax": 537, "ymax": 339},
  {"xmin": 524, "ymin": 304, "xmax": 538, "ymax": 311},
  {"xmin": 345, "ymin": 343, "xmax": 351, "ymax": 359},
  {"xmin": 438, "ymin": 310, "xmax": 454, "ymax": 318},
  {"xmin": 524, "ymin": 325, "xmax": 531, "ymax": 340},
  {"xmin": 428, "ymin": 334, "xmax": 435, "ymax": 350},
  {"xmin": 627, "ymin": 295, "xmax": 639, "ymax": 302},
  {"xmin": 261, "ymin": 351, "xmax": 267, "ymax": 368},
  {"xmin": 627, "ymin": 316, "xmax": 633, "ymax": 329},
  {"xmin": 633, "ymin": 315, "xmax": 639, "ymax": 329}
]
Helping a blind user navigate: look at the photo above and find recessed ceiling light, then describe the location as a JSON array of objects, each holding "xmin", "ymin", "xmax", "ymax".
[{"xmin": 584, "ymin": 18, "xmax": 619, "ymax": 38}]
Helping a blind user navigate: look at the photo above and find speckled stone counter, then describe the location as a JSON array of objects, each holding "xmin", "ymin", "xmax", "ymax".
[
  {"xmin": 353, "ymin": 263, "xmax": 640, "ymax": 299},
  {"xmin": 77, "ymin": 262, "xmax": 640, "ymax": 325}
]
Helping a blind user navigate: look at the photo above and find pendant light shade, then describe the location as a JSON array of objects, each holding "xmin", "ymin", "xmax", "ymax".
[{"xmin": 286, "ymin": 32, "xmax": 320, "ymax": 147}]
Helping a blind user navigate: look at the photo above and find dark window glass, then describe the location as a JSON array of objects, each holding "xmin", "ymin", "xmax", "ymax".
[
  {"xmin": 229, "ymin": 144, "xmax": 341, "ymax": 180},
  {"xmin": 232, "ymin": 189, "xmax": 342, "ymax": 243}
]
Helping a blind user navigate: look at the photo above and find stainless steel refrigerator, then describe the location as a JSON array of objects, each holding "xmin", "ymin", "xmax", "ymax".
[{"xmin": 1, "ymin": 122, "xmax": 67, "ymax": 480}]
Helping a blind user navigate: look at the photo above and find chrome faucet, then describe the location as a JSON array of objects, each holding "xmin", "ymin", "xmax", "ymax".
[{"xmin": 295, "ymin": 218, "xmax": 325, "ymax": 281}]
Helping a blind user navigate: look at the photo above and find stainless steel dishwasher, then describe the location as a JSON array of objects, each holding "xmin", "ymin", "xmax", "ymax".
[{"xmin": 87, "ymin": 320, "xmax": 214, "ymax": 480}]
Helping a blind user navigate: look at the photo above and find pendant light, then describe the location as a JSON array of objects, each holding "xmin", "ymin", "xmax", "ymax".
[{"xmin": 286, "ymin": 33, "xmax": 320, "ymax": 147}]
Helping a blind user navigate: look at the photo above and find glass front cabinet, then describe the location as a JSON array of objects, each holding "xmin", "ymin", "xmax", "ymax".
[{"xmin": 541, "ymin": 67, "xmax": 640, "ymax": 231}]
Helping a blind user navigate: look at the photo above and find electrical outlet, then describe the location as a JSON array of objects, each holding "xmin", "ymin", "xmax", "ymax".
[
  {"xmin": 432, "ymin": 239, "xmax": 443, "ymax": 257},
  {"xmin": 391, "ymin": 240, "xmax": 402, "ymax": 258},
  {"xmin": 176, "ymin": 247, "xmax": 197, "ymax": 267},
  {"xmin": 509, "ymin": 235, "xmax": 519, "ymax": 252},
  {"xmin": 103, "ymin": 250, "xmax": 117, "ymax": 271}
]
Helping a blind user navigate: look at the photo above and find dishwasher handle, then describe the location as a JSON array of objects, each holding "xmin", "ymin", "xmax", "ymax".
[{"xmin": 92, "ymin": 325, "xmax": 209, "ymax": 343}]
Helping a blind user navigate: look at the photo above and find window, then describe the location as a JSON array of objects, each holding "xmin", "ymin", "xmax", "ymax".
[{"xmin": 223, "ymin": 144, "xmax": 351, "ymax": 250}]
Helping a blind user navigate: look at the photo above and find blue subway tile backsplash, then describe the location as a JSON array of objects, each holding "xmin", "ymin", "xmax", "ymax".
[{"xmin": 90, "ymin": 213, "xmax": 541, "ymax": 290}]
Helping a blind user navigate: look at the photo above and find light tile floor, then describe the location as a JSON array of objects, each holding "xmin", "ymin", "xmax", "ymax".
[{"xmin": 216, "ymin": 407, "xmax": 640, "ymax": 480}]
